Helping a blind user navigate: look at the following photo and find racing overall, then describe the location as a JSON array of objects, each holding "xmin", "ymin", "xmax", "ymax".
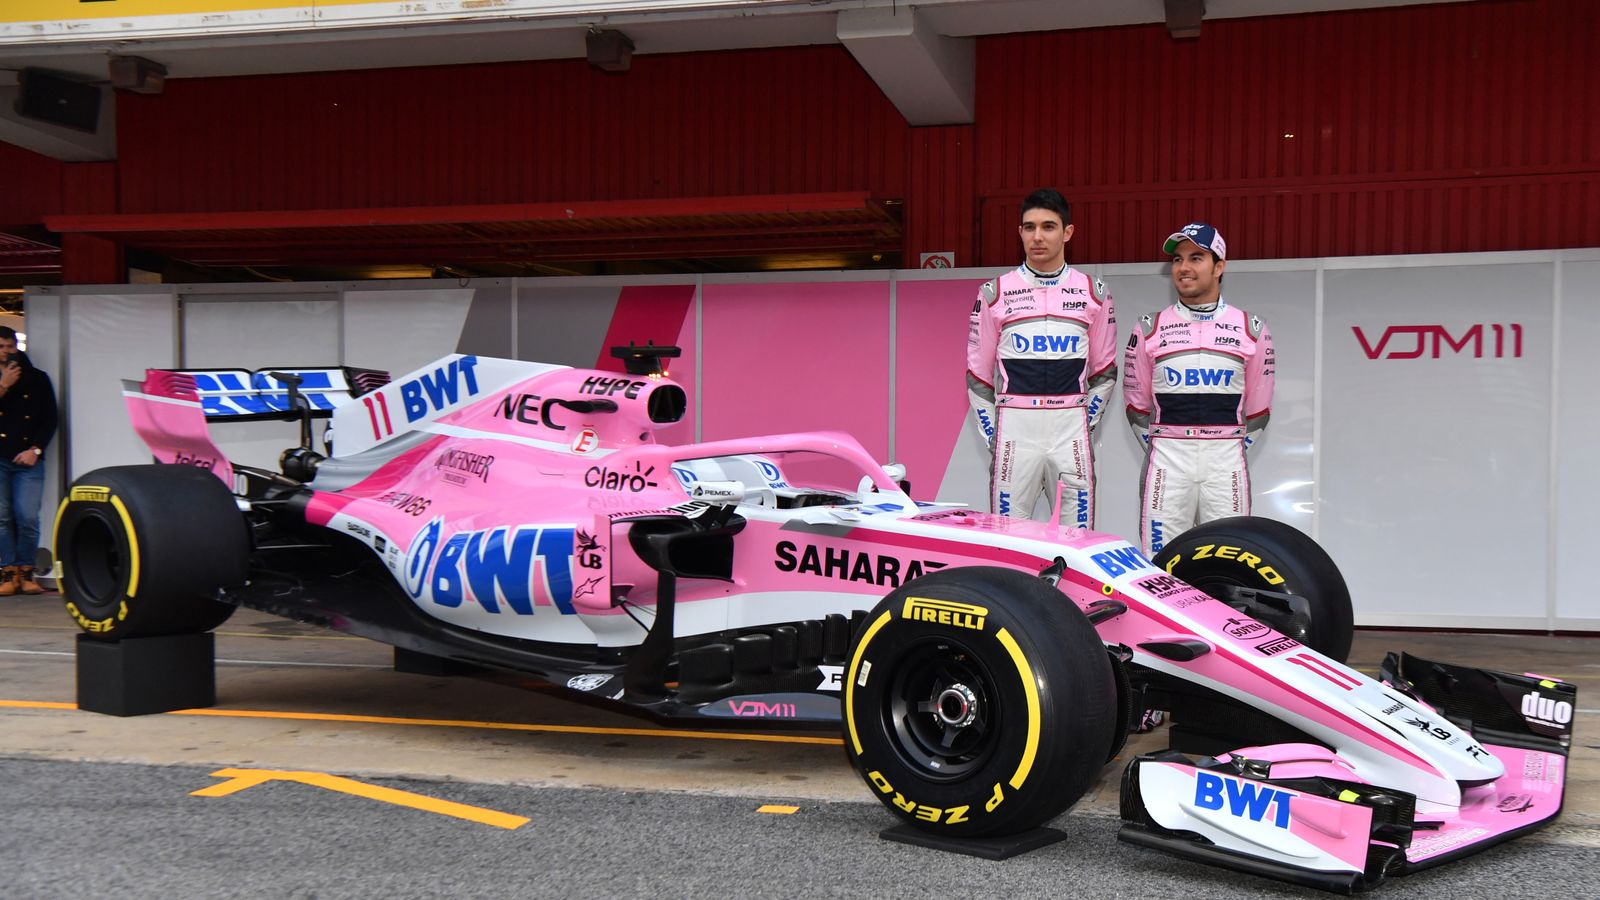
[
  {"xmin": 966, "ymin": 263, "xmax": 1117, "ymax": 527},
  {"xmin": 1123, "ymin": 298, "xmax": 1274, "ymax": 555}
]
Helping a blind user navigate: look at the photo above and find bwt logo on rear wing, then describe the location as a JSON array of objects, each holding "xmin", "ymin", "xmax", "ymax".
[{"xmin": 158, "ymin": 367, "xmax": 391, "ymax": 420}]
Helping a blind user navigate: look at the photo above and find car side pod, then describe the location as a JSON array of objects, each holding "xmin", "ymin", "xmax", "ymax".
[{"xmin": 1118, "ymin": 750, "xmax": 1416, "ymax": 893}]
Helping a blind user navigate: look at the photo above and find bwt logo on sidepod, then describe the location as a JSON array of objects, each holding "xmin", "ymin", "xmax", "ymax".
[
  {"xmin": 405, "ymin": 517, "xmax": 578, "ymax": 615},
  {"xmin": 1091, "ymin": 545, "xmax": 1156, "ymax": 579},
  {"xmin": 1163, "ymin": 367, "xmax": 1235, "ymax": 388},
  {"xmin": 400, "ymin": 356, "xmax": 481, "ymax": 423},
  {"xmin": 1193, "ymin": 772, "xmax": 1293, "ymax": 829},
  {"xmin": 1011, "ymin": 334, "xmax": 1081, "ymax": 354}
]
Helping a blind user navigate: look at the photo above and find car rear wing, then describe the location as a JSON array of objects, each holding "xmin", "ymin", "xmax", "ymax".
[{"xmin": 157, "ymin": 366, "xmax": 391, "ymax": 422}]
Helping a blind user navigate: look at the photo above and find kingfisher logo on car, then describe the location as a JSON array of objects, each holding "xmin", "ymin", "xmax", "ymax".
[{"xmin": 404, "ymin": 517, "xmax": 577, "ymax": 615}]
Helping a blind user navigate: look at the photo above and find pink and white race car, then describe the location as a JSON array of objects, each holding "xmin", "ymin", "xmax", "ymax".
[{"xmin": 55, "ymin": 346, "xmax": 1573, "ymax": 892}]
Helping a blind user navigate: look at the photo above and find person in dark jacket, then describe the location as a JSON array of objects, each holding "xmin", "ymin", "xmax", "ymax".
[{"xmin": 0, "ymin": 326, "xmax": 57, "ymax": 595}]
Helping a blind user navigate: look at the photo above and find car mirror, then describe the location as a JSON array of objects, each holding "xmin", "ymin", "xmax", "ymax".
[{"xmin": 689, "ymin": 480, "xmax": 745, "ymax": 505}]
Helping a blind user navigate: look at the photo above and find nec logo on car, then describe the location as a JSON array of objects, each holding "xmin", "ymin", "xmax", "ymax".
[
  {"xmin": 1012, "ymin": 334, "xmax": 1082, "ymax": 354},
  {"xmin": 1193, "ymin": 772, "xmax": 1293, "ymax": 829},
  {"xmin": 1163, "ymin": 367, "xmax": 1234, "ymax": 388},
  {"xmin": 404, "ymin": 517, "xmax": 578, "ymax": 615}
]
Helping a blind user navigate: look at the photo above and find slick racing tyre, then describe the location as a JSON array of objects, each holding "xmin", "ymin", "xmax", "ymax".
[
  {"xmin": 845, "ymin": 566, "xmax": 1115, "ymax": 838},
  {"xmin": 1153, "ymin": 516, "xmax": 1354, "ymax": 663},
  {"xmin": 55, "ymin": 465, "xmax": 247, "ymax": 640}
]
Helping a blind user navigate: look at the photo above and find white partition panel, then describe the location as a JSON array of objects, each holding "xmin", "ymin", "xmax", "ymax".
[
  {"xmin": 1320, "ymin": 260, "xmax": 1554, "ymax": 627},
  {"xmin": 1554, "ymin": 259, "xmax": 1600, "ymax": 629},
  {"xmin": 182, "ymin": 293, "xmax": 341, "ymax": 472},
  {"xmin": 21, "ymin": 292, "xmax": 65, "ymax": 554},
  {"xmin": 65, "ymin": 291, "xmax": 178, "ymax": 478},
  {"xmin": 29, "ymin": 250, "xmax": 1600, "ymax": 630},
  {"xmin": 343, "ymin": 288, "xmax": 474, "ymax": 378}
]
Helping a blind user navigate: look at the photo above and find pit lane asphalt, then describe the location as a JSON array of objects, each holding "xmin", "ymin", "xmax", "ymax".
[{"xmin": 3, "ymin": 595, "xmax": 1599, "ymax": 898}]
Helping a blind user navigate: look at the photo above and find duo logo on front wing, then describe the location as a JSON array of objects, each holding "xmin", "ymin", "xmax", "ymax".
[{"xmin": 403, "ymin": 518, "xmax": 585, "ymax": 615}]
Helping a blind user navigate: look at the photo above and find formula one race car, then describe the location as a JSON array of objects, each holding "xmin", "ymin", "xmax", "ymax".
[{"xmin": 56, "ymin": 347, "xmax": 1574, "ymax": 892}]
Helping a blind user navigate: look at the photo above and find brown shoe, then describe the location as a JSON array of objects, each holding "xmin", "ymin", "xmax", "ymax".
[
  {"xmin": 16, "ymin": 566, "xmax": 43, "ymax": 595},
  {"xmin": 0, "ymin": 567, "xmax": 16, "ymax": 597}
]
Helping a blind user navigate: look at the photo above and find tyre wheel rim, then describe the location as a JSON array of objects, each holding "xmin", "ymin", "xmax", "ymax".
[
  {"xmin": 69, "ymin": 511, "xmax": 125, "ymax": 605},
  {"xmin": 884, "ymin": 639, "xmax": 998, "ymax": 781}
]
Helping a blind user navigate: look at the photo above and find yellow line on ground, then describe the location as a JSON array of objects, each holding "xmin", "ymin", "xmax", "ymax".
[
  {"xmin": 0, "ymin": 699, "xmax": 845, "ymax": 746},
  {"xmin": 193, "ymin": 767, "xmax": 529, "ymax": 829},
  {"xmin": 757, "ymin": 804, "xmax": 800, "ymax": 814}
]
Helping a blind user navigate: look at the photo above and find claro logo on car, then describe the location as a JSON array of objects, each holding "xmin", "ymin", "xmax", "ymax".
[
  {"xmin": 774, "ymin": 541, "xmax": 946, "ymax": 587},
  {"xmin": 404, "ymin": 517, "xmax": 581, "ymax": 615}
]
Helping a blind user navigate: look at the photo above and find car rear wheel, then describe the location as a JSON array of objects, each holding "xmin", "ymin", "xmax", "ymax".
[
  {"xmin": 55, "ymin": 465, "xmax": 247, "ymax": 640},
  {"xmin": 845, "ymin": 566, "xmax": 1116, "ymax": 837},
  {"xmin": 1153, "ymin": 516, "xmax": 1354, "ymax": 662}
]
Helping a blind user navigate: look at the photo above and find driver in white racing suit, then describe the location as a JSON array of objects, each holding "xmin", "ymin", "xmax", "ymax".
[
  {"xmin": 1124, "ymin": 223, "xmax": 1275, "ymax": 555},
  {"xmin": 966, "ymin": 189, "xmax": 1117, "ymax": 527}
]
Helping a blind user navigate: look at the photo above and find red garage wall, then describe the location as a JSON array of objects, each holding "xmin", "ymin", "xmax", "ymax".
[
  {"xmin": 8, "ymin": 0, "xmax": 1596, "ymax": 275},
  {"xmin": 0, "ymin": 142, "xmax": 61, "ymax": 225},
  {"xmin": 974, "ymin": 0, "xmax": 1600, "ymax": 264},
  {"xmin": 114, "ymin": 45, "xmax": 911, "ymax": 213}
]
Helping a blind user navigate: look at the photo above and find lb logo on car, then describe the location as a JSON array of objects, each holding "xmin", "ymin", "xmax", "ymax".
[
  {"xmin": 902, "ymin": 597, "xmax": 987, "ymax": 631},
  {"xmin": 1193, "ymin": 772, "xmax": 1293, "ymax": 829},
  {"xmin": 1163, "ymin": 544, "xmax": 1286, "ymax": 586},
  {"xmin": 404, "ymin": 517, "xmax": 577, "ymax": 615},
  {"xmin": 1090, "ymin": 545, "xmax": 1156, "ymax": 579}
]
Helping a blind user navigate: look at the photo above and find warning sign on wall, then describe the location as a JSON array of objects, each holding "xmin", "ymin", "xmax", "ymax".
[{"xmin": 919, "ymin": 252, "xmax": 955, "ymax": 269}]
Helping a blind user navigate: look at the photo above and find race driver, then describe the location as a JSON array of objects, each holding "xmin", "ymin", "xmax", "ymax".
[
  {"xmin": 1124, "ymin": 223, "xmax": 1275, "ymax": 555},
  {"xmin": 966, "ymin": 188, "xmax": 1117, "ymax": 527}
]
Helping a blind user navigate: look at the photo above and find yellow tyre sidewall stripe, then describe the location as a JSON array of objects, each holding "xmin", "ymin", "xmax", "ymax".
[
  {"xmin": 108, "ymin": 495, "xmax": 141, "ymax": 599},
  {"xmin": 995, "ymin": 627, "xmax": 1040, "ymax": 790},
  {"xmin": 844, "ymin": 610, "xmax": 894, "ymax": 755}
]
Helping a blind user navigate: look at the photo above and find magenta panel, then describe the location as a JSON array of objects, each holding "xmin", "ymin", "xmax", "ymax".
[
  {"xmin": 894, "ymin": 278, "xmax": 985, "ymax": 496},
  {"xmin": 700, "ymin": 281, "xmax": 890, "ymax": 460}
]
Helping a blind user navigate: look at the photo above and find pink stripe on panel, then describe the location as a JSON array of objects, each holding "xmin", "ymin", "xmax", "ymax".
[
  {"xmin": 700, "ymin": 281, "xmax": 890, "ymax": 459},
  {"xmin": 593, "ymin": 284, "xmax": 696, "ymax": 371},
  {"xmin": 894, "ymin": 278, "xmax": 986, "ymax": 500},
  {"xmin": 594, "ymin": 283, "xmax": 697, "ymax": 446}
]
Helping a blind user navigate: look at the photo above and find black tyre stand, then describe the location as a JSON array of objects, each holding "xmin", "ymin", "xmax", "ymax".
[{"xmin": 76, "ymin": 633, "xmax": 216, "ymax": 716}]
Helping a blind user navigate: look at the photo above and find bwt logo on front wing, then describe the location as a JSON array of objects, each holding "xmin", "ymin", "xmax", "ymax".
[
  {"xmin": 1353, "ymin": 324, "xmax": 1523, "ymax": 360},
  {"xmin": 1193, "ymin": 771, "xmax": 1294, "ymax": 829},
  {"xmin": 1163, "ymin": 367, "xmax": 1234, "ymax": 388},
  {"xmin": 404, "ymin": 518, "xmax": 579, "ymax": 615},
  {"xmin": 1011, "ymin": 333, "xmax": 1081, "ymax": 354}
]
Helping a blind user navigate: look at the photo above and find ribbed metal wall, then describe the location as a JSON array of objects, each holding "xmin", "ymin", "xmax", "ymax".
[
  {"xmin": 975, "ymin": 0, "xmax": 1599, "ymax": 264},
  {"xmin": 116, "ymin": 45, "xmax": 910, "ymax": 214},
  {"xmin": 9, "ymin": 0, "xmax": 1595, "ymax": 270},
  {"xmin": 0, "ymin": 141, "xmax": 61, "ymax": 224}
]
